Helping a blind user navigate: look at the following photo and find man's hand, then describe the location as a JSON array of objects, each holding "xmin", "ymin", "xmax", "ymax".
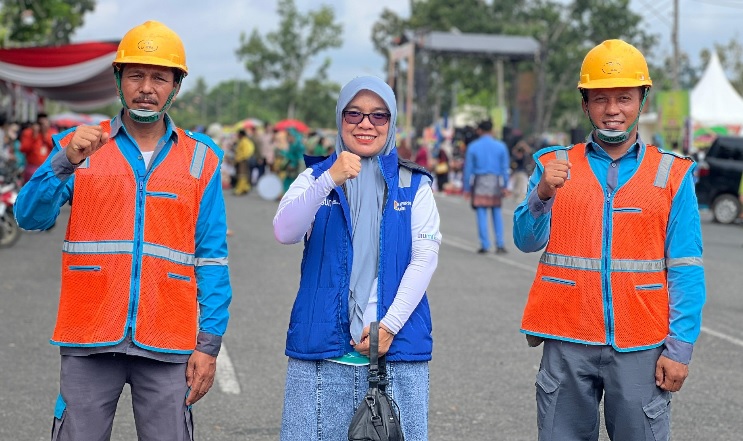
[
  {"xmin": 66, "ymin": 125, "xmax": 109, "ymax": 165},
  {"xmin": 328, "ymin": 151, "xmax": 361, "ymax": 186},
  {"xmin": 351, "ymin": 324, "xmax": 394, "ymax": 356},
  {"xmin": 537, "ymin": 159, "xmax": 571, "ymax": 200},
  {"xmin": 655, "ymin": 355, "xmax": 689, "ymax": 392},
  {"xmin": 185, "ymin": 350, "xmax": 217, "ymax": 405}
]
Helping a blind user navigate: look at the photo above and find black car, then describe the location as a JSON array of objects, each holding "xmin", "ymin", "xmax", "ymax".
[{"xmin": 695, "ymin": 136, "xmax": 743, "ymax": 224}]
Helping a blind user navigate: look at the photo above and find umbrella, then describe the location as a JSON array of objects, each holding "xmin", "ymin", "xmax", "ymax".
[
  {"xmin": 227, "ymin": 118, "xmax": 263, "ymax": 133},
  {"xmin": 87, "ymin": 113, "xmax": 110, "ymax": 124},
  {"xmin": 49, "ymin": 112, "xmax": 92, "ymax": 127},
  {"xmin": 239, "ymin": 117, "xmax": 263, "ymax": 130},
  {"xmin": 275, "ymin": 119, "xmax": 309, "ymax": 133}
]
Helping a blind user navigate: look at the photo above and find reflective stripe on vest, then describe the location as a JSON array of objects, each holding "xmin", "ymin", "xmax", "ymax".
[
  {"xmin": 555, "ymin": 149, "xmax": 571, "ymax": 179},
  {"xmin": 53, "ymin": 122, "xmax": 220, "ymax": 352},
  {"xmin": 521, "ymin": 144, "xmax": 693, "ymax": 350}
]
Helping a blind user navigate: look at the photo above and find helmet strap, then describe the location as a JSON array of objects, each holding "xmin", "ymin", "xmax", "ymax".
[
  {"xmin": 588, "ymin": 87, "xmax": 649, "ymax": 145},
  {"xmin": 114, "ymin": 69, "xmax": 181, "ymax": 124}
]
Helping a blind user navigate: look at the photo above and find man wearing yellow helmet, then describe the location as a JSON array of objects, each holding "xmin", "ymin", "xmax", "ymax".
[
  {"xmin": 513, "ymin": 40, "xmax": 706, "ymax": 440},
  {"xmin": 15, "ymin": 21, "xmax": 232, "ymax": 440}
]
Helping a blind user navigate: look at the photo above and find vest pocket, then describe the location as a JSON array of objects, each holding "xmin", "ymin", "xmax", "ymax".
[
  {"xmin": 167, "ymin": 272, "xmax": 192, "ymax": 282},
  {"xmin": 68, "ymin": 265, "xmax": 101, "ymax": 272},
  {"xmin": 541, "ymin": 276, "xmax": 576, "ymax": 286},
  {"xmin": 643, "ymin": 391, "xmax": 671, "ymax": 441},
  {"xmin": 613, "ymin": 207, "xmax": 642, "ymax": 213},
  {"xmin": 147, "ymin": 191, "xmax": 178, "ymax": 199},
  {"xmin": 636, "ymin": 283, "xmax": 664, "ymax": 291}
]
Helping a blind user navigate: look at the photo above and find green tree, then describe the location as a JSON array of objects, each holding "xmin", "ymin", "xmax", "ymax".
[
  {"xmin": 705, "ymin": 39, "xmax": 743, "ymax": 94},
  {"xmin": 373, "ymin": 1, "xmax": 525, "ymax": 136},
  {"xmin": 0, "ymin": 0, "xmax": 95, "ymax": 46},
  {"xmin": 372, "ymin": 0, "xmax": 657, "ymax": 136},
  {"xmin": 235, "ymin": 0, "xmax": 342, "ymax": 119}
]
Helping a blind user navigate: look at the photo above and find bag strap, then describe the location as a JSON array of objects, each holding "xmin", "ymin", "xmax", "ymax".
[{"xmin": 368, "ymin": 322, "xmax": 389, "ymax": 393}]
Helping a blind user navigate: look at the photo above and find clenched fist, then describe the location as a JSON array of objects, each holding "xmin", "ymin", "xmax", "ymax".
[
  {"xmin": 328, "ymin": 151, "xmax": 361, "ymax": 186},
  {"xmin": 537, "ymin": 159, "xmax": 571, "ymax": 200},
  {"xmin": 66, "ymin": 125, "xmax": 110, "ymax": 165}
]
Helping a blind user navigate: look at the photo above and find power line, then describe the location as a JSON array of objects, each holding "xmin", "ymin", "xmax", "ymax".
[
  {"xmin": 638, "ymin": 0, "xmax": 674, "ymax": 27},
  {"xmin": 691, "ymin": 0, "xmax": 743, "ymax": 9}
]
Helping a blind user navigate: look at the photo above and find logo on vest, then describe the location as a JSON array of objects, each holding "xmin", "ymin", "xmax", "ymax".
[
  {"xmin": 320, "ymin": 198, "xmax": 340, "ymax": 207},
  {"xmin": 394, "ymin": 200, "xmax": 412, "ymax": 211}
]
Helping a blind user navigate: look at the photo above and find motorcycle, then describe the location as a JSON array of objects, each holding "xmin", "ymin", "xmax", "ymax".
[{"xmin": 0, "ymin": 162, "xmax": 22, "ymax": 248}]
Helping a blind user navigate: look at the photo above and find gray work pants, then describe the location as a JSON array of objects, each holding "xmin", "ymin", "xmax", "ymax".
[
  {"xmin": 51, "ymin": 353, "xmax": 194, "ymax": 441},
  {"xmin": 536, "ymin": 340, "xmax": 671, "ymax": 441}
]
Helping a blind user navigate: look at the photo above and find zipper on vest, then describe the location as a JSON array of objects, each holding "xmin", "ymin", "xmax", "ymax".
[
  {"xmin": 603, "ymin": 191, "xmax": 613, "ymax": 345},
  {"xmin": 127, "ymin": 177, "xmax": 146, "ymax": 334}
]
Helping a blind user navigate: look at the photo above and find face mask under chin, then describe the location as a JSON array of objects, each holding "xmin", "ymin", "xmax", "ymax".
[
  {"xmin": 595, "ymin": 128, "xmax": 630, "ymax": 145},
  {"xmin": 128, "ymin": 109, "xmax": 161, "ymax": 124}
]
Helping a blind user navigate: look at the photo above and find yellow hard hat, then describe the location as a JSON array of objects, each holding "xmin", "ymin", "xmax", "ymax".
[
  {"xmin": 113, "ymin": 21, "xmax": 187, "ymax": 75},
  {"xmin": 578, "ymin": 39, "xmax": 651, "ymax": 89}
]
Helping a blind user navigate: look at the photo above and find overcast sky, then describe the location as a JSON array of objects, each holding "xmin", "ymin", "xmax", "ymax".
[{"xmin": 70, "ymin": 0, "xmax": 742, "ymax": 91}]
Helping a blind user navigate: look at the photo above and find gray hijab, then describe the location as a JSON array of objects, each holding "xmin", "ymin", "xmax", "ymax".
[{"xmin": 334, "ymin": 76, "xmax": 397, "ymax": 343}]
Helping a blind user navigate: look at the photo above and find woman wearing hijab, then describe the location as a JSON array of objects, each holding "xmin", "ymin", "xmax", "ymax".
[
  {"xmin": 276, "ymin": 127, "xmax": 306, "ymax": 192},
  {"xmin": 273, "ymin": 76, "xmax": 441, "ymax": 441}
]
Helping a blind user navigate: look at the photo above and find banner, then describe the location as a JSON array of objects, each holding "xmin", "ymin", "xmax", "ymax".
[{"xmin": 657, "ymin": 91, "xmax": 689, "ymax": 151}]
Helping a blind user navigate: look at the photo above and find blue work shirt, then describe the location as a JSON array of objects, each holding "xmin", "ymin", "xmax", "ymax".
[{"xmin": 462, "ymin": 134, "xmax": 510, "ymax": 192}]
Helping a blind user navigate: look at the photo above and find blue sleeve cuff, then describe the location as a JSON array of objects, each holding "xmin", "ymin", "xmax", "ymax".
[
  {"xmin": 661, "ymin": 336, "xmax": 693, "ymax": 364},
  {"xmin": 195, "ymin": 331, "xmax": 222, "ymax": 357},
  {"xmin": 527, "ymin": 188, "xmax": 554, "ymax": 218},
  {"xmin": 51, "ymin": 150, "xmax": 78, "ymax": 180}
]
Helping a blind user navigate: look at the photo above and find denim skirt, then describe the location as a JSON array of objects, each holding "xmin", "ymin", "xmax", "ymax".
[{"xmin": 280, "ymin": 357, "xmax": 429, "ymax": 441}]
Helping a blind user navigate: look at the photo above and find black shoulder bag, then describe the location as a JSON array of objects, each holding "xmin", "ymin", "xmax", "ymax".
[{"xmin": 348, "ymin": 322, "xmax": 404, "ymax": 441}]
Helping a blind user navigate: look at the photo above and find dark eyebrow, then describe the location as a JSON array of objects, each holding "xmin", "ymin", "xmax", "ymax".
[{"xmin": 345, "ymin": 105, "xmax": 389, "ymax": 112}]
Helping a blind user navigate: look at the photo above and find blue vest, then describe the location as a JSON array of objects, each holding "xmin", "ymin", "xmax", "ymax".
[{"xmin": 285, "ymin": 150, "xmax": 433, "ymax": 362}]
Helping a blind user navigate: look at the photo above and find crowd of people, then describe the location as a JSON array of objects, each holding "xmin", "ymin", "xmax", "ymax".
[
  {"xmin": 8, "ymin": 18, "xmax": 706, "ymax": 441},
  {"xmin": 213, "ymin": 123, "xmax": 334, "ymax": 199},
  {"xmin": 0, "ymin": 113, "xmax": 60, "ymax": 184}
]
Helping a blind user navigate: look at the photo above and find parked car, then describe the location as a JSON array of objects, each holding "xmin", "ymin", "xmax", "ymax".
[{"xmin": 695, "ymin": 136, "xmax": 743, "ymax": 224}]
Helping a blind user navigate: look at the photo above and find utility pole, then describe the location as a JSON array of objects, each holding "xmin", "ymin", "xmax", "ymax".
[{"xmin": 672, "ymin": 0, "xmax": 680, "ymax": 89}]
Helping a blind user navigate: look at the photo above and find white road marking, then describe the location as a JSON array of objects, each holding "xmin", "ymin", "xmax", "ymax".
[
  {"xmin": 215, "ymin": 343, "xmax": 241, "ymax": 394},
  {"xmin": 442, "ymin": 236, "xmax": 537, "ymax": 273},
  {"xmin": 701, "ymin": 326, "xmax": 743, "ymax": 348}
]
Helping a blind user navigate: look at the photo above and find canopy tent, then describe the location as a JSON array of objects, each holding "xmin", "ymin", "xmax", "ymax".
[
  {"xmin": 691, "ymin": 52, "xmax": 743, "ymax": 126},
  {"xmin": 419, "ymin": 31, "xmax": 540, "ymax": 60},
  {"xmin": 0, "ymin": 41, "xmax": 120, "ymax": 118}
]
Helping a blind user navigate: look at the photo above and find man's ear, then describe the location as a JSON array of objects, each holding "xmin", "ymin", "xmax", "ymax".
[{"xmin": 172, "ymin": 82, "xmax": 181, "ymax": 102}]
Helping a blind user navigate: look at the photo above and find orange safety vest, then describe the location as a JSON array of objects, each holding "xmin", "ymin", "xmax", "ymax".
[
  {"xmin": 521, "ymin": 143, "xmax": 694, "ymax": 350},
  {"xmin": 51, "ymin": 121, "xmax": 220, "ymax": 352}
]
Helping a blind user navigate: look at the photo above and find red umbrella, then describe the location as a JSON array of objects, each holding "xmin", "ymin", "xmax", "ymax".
[
  {"xmin": 49, "ymin": 112, "xmax": 92, "ymax": 127},
  {"xmin": 275, "ymin": 119, "xmax": 309, "ymax": 133},
  {"xmin": 241, "ymin": 118, "xmax": 263, "ymax": 129}
]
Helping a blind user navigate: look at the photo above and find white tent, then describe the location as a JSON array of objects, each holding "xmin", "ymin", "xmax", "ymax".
[{"xmin": 691, "ymin": 52, "xmax": 743, "ymax": 126}]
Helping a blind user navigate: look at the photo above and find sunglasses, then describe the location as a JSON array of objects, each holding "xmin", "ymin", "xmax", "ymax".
[{"xmin": 342, "ymin": 111, "xmax": 391, "ymax": 126}]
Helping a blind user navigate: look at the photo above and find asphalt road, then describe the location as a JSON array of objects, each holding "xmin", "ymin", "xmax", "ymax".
[{"xmin": 1, "ymin": 191, "xmax": 741, "ymax": 440}]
